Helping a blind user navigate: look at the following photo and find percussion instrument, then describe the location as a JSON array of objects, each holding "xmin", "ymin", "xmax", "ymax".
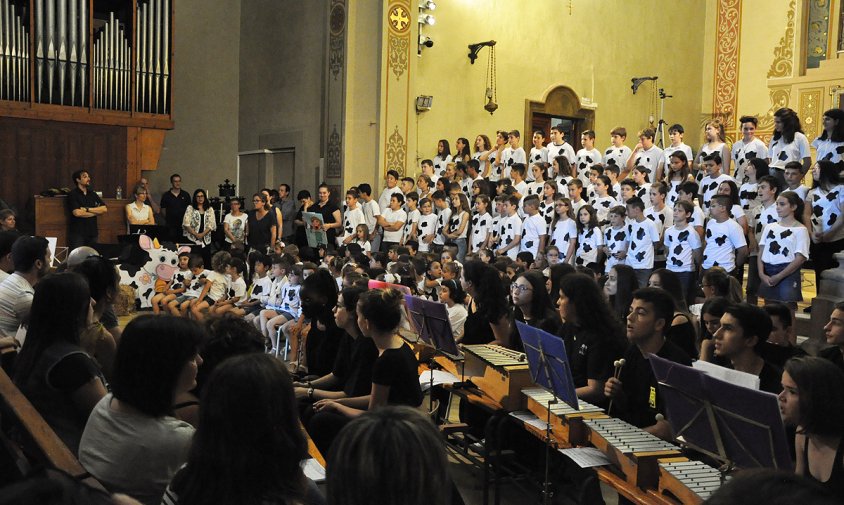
[
  {"xmin": 522, "ymin": 387, "xmax": 606, "ymax": 446},
  {"xmin": 584, "ymin": 417, "xmax": 681, "ymax": 488},
  {"xmin": 462, "ymin": 345, "xmax": 532, "ymax": 410},
  {"xmin": 658, "ymin": 459, "xmax": 728, "ymax": 504}
]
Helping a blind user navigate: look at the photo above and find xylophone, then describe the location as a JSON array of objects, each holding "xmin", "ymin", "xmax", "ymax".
[
  {"xmin": 657, "ymin": 459, "xmax": 727, "ymax": 504},
  {"xmin": 584, "ymin": 417, "xmax": 682, "ymax": 489},
  {"xmin": 461, "ymin": 345, "xmax": 532, "ymax": 410},
  {"xmin": 522, "ymin": 388, "xmax": 606, "ymax": 446}
]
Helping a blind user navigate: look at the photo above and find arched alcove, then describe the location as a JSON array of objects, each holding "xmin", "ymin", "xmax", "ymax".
[{"xmin": 525, "ymin": 86, "xmax": 596, "ymax": 150}]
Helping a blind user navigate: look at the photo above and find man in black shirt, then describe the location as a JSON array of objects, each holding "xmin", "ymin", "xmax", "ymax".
[
  {"xmin": 604, "ymin": 287, "xmax": 692, "ymax": 440},
  {"xmin": 821, "ymin": 301, "xmax": 844, "ymax": 373},
  {"xmin": 67, "ymin": 170, "xmax": 107, "ymax": 249},
  {"xmin": 159, "ymin": 173, "xmax": 192, "ymax": 242},
  {"xmin": 712, "ymin": 303, "xmax": 782, "ymax": 395}
]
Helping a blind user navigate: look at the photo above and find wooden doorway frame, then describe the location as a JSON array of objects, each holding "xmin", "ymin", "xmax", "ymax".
[{"xmin": 524, "ymin": 86, "xmax": 596, "ymax": 151}]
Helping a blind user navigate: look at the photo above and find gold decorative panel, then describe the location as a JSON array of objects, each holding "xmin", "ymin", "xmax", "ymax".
[
  {"xmin": 712, "ymin": 0, "xmax": 742, "ymax": 126},
  {"xmin": 768, "ymin": 0, "xmax": 796, "ymax": 78},
  {"xmin": 799, "ymin": 88, "xmax": 824, "ymax": 140},
  {"xmin": 386, "ymin": 126, "xmax": 407, "ymax": 175},
  {"xmin": 382, "ymin": 0, "xmax": 411, "ymax": 177}
]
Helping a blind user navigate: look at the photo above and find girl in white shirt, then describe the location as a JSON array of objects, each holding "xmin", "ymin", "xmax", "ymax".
[
  {"xmin": 548, "ymin": 197, "xmax": 577, "ymax": 264},
  {"xmin": 812, "ymin": 108, "xmax": 844, "ymax": 164},
  {"xmin": 758, "ymin": 191, "xmax": 810, "ymax": 313},
  {"xmin": 433, "ymin": 139, "xmax": 453, "ymax": 179},
  {"xmin": 804, "ymin": 161, "xmax": 844, "ymax": 283},
  {"xmin": 473, "ymin": 134, "xmax": 493, "ymax": 178},
  {"xmin": 694, "ymin": 119, "xmax": 731, "ymax": 180},
  {"xmin": 439, "ymin": 279, "xmax": 468, "ymax": 341},
  {"xmin": 769, "ymin": 107, "xmax": 812, "ymax": 176}
]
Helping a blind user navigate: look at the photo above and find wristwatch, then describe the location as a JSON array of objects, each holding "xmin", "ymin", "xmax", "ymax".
[{"xmin": 308, "ymin": 387, "xmax": 315, "ymax": 400}]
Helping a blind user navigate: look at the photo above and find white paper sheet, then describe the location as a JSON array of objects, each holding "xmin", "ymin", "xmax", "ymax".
[
  {"xmin": 692, "ymin": 360, "xmax": 760, "ymax": 390},
  {"xmin": 302, "ymin": 458, "xmax": 326, "ymax": 483},
  {"xmin": 509, "ymin": 410, "xmax": 551, "ymax": 431},
  {"xmin": 419, "ymin": 369, "xmax": 459, "ymax": 391},
  {"xmin": 558, "ymin": 447, "xmax": 612, "ymax": 468}
]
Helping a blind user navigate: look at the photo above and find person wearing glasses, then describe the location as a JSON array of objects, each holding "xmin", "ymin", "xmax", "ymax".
[{"xmin": 125, "ymin": 184, "xmax": 156, "ymax": 228}]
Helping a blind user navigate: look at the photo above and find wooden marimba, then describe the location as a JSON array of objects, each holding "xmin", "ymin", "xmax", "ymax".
[
  {"xmin": 584, "ymin": 417, "xmax": 682, "ymax": 489},
  {"xmin": 657, "ymin": 459, "xmax": 727, "ymax": 504},
  {"xmin": 462, "ymin": 345, "xmax": 532, "ymax": 410},
  {"xmin": 522, "ymin": 388, "xmax": 606, "ymax": 446}
]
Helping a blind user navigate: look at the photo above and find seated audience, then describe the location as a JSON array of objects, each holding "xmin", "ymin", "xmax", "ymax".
[{"xmin": 0, "ymin": 235, "xmax": 50, "ymax": 340}]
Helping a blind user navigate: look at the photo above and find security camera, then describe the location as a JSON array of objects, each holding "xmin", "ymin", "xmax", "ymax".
[{"xmin": 419, "ymin": 35, "xmax": 434, "ymax": 48}]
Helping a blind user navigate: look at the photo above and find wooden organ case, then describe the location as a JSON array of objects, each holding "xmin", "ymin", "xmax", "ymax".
[{"xmin": 0, "ymin": 0, "xmax": 173, "ymax": 236}]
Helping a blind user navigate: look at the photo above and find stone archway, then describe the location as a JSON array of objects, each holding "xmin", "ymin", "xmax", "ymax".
[{"xmin": 525, "ymin": 85, "xmax": 596, "ymax": 151}]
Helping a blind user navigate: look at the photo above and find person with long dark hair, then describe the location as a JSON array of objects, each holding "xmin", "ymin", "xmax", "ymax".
[
  {"xmin": 79, "ymin": 316, "xmax": 201, "ymax": 504},
  {"xmin": 296, "ymin": 270, "xmax": 342, "ymax": 379},
  {"xmin": 780, "ymin": 357, "xmax": 844, "ymax": 498},
  {"xmin": 14, "ymin": 272, "xmax": 106, "ymax": 455},
  {"xmin": 804, "ymin": 160, "xmax": 844, "ymax": 284},
  {"xmin": 812, "ymin": 108, "xmax": 844, "ymax": 164},
  {"xmin": 162, "ymin": 354, "xmax": 322, "ymax": 505},
  {"xmin": 604, "ymin": 264, "xmax": 638, "ymax": 324},
  {"xmin": 182, "ymin": 189, "xmax": 216, "ymax": 266},
  {"xmin": 72, "ymin": 256, "xmax": 120, "ymax": 380},
  {"xmin": 547, "ymin": 262, "xmax": 575, "ymax": 307},
  {"xmin": 648, "ymin": 268, "xmax": 697, "ymax": 359},
  {"xmin": 769, "ymin": 108, "xmax": 811, "ymax": 182},
  {"xmin": 460, "ymin": 260, "xmax": 512, "ymax": 347},
  {"xmin": 558, "ymin": 273, "xmax": 625, "ymax": 404},
  {"xmin": 511, "ymin": 270, "xmax": 561, "ymax": 351}
]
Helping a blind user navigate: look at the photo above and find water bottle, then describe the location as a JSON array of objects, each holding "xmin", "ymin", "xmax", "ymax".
[{"xmin": 116, "ymin": 185, "xmax": 123, "ymax": 199}]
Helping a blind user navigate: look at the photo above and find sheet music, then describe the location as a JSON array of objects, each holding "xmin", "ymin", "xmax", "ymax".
[
  {"xmin": 509, "ymin": 410, "xmax": 548, "ymax": 431},
  {"xmin": 418, "ymin": 370, "xmax": 459, "ymax": 391},
  {"xmin": 558, "ymin": 447, "xmax": 612, "ymax": 468},
  {"xmin": 692, "ymin": 360, "xmax": 760, "ymax": 390},
  {"xmin": 302, "ymin": 458, "xmax": 326, "ymax": 483}
]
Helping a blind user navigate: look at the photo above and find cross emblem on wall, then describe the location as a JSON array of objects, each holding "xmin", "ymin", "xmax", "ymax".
[{"xmin": 389, "ymin": 5, "xmax": 410, "ymax": 32}]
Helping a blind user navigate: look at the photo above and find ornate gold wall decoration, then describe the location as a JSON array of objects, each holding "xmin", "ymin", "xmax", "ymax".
[
  {"xmin": 767, "ymin": 0, "xmax": 796, "ymax": 78},
  {"xmin": 388, "ymin": 37, "xmax": 409, "ymax": 80},
  {"xmin": 712, "ymin": 0, "xmax": 742, "ymax": 126},
  {"xmin": 327, "ymin": 125, "xmax": 342, "ymax": 178},
  {"xmin": 799, "ymin": 88, "xmax": 823, "ymax": 140},
  {"xmin": 329, "ymin": 0, "xmax": 346, "ymax": 81},
  {"xmin": 386, "ymin": 126, "xmax": 407, "ymax": 175}
]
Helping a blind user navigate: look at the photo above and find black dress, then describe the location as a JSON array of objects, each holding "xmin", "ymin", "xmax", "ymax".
[
  {"xmin": 461, "ymin": 302, "xmax": 496, "ymax": 345},
  {"xmin": 247, "ymin": 210, "xmax": 275, "ymax": 253}
]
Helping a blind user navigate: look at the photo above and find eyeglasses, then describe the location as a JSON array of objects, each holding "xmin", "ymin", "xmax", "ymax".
[{"xmin": 510, "ymin": 283, "xmax": 532, "ymax": 293}]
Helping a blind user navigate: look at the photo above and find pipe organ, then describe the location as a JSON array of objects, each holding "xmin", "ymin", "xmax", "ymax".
[{"xmin": 0, "ymin": 0, "xmax": 172, "ymax": 115}]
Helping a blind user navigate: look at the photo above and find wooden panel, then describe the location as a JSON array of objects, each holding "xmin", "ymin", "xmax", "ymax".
[{"xmin": 35, "ymin": 196, "xmax": 131, "ymax": 248}]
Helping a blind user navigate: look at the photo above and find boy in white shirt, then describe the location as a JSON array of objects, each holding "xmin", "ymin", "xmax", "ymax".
[
  {"xmin": 567, "ymin": 179, "xmax": 587, "ymax": 215},
  {"xmin": 657, "ymin": 124, "xmax": 695, "ymax": 182},
  {"xmin": 495, "ymin": 195, "xmax": 523, "ymax": 260},
  {"xmin": 626, "ymin": 128, "xmax": 663, "ymax": 182},
  {"xmin": 470, "ymin": 194, "xmax": 493, "ymax": 254},
  {"xmin": 699, "ymin": 154, "xmax": 735, "ymax": 212},
  {"xmin": 378, "ymin": 169, "xmax": 403, "ymax": 213},
  {"xmin": 747, "ymin": 175, "xmax": 780, "ymax": 304},
  {"xmin": 702, "ymin": 195, "xmax": 748, "ymax": 276},
  {"xmin": 432, "ymin": 191, "xmax": 452, "ymax": 252},
  {"xmin": 731, "ymin": 116, "xmax": 769, "ymax": 182},
  {"xmin": 645, "ymin": 182, "xmax": 672, "ymax": 268},
  {"xmin": 783, "ymin": 162, "xmax": 809, "ymax": 200},
  {"xmin": 575, "ymin": 130, "xmax": 602, "ymax": 184},
  {"xmin": 677, "ymin": 181, "xmax": 706, "ymax": 241},
  {"xmin": 520, "ymin": 196, "xmax": 547, "ymax": 258},
  {"xmin": 501, "ymin": 130, "xmax": 527, "ymax": 180},
  {"xmin": 625, "ymin": 197, "xmax": 661, "ymax": 287},
  {"xmin": 377, "ymin": 193, "xmax": 408, "ymax": 252},
  {"xmin": 664, "ymin": 200, "xmax": 702, "ymax": 302},
  {"xmin": 341, "ymin": 187, "xmax": 366, "ymax": 246},
  {"xmin": 402, "ymin": 192, "xmax": 421, "ymax": 245},
  {"xmin": 603, "ymin": 206, "xmax": 629, "ymax": 273},
  {"xmin": 211, "ymin": 257, "xmax": 248, "ymax": 316},
  {"xmin": 604, "ymin": 165, "xmax": 622, "ymax": 198},
  {"xmin": 237, "ymin": 255, "xmax": 273, "ymax": 321},
  {"xmin": 358, "ymin": 183, "xmax": 381, "ymax": 242},
  {"xmin": 546, "ymin": 125, "xmax": 576, "ymax": 174},
  {"xmin": 421, "ymin": 159, "xmax": 439, "ymax": 184},
  {"xmin": 416, "ymin": 198, "xmax": 438, "ymax": 253},
  {"xmin": 603, "ymin": 126, "xmax": 632, "ymax": 174}
]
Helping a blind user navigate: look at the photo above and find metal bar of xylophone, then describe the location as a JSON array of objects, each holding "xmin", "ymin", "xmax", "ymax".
[
  {"xmin": 585, "ymin": 417, "xmax": 682, "ymax": 489},
  {"xmin": 522, "ymin": 388, "xmax": 607, "ymax": 446},
  {"xmin": 657, "ymin": 460, "xmax": 728, "ymax": 504},
  {"xmin": 462, "ymin": 345, "xmax": 532, "ymax": 410}
]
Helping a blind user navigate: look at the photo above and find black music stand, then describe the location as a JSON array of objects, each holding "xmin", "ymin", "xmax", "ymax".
[
  {"xmin": 516, "ymin": 321, "xmax": 580, "ymax": 505},
  {"xmin": 649, "ymin": 355, "xmax": 793, "ymax": 472}
]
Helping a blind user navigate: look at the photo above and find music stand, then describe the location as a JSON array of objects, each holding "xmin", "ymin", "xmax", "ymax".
[
  {"xmin": 650, "ymin": 355, "xmax": 793, "ymax": 472},
  {"xmin": 516, "ymin": 321, "xmax": 580, "ymax": 505}
]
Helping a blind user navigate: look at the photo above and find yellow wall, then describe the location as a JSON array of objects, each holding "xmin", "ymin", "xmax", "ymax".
[{"xmin": 408, "ymin": 0, "xmax": 707, "ymax": 176}]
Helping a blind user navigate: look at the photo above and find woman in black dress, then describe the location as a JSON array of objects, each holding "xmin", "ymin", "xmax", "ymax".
[{"xmin": 247, "ymin": 192, "xmax": 277, "ymax": 254}]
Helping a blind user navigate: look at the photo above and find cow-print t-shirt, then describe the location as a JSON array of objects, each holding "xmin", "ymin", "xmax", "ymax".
[
  {"xmin": 592, "ymin": 196, "xmax": 619, "ymax": 225},
  {"xmin": 603, "ymin": 225, "xmax": 629, "ymax": 273},
  {"xmin": 769, "ymin": 132, "xmax": 810, "ymax": 169},
  {"xmin": 228, "ymin": 276, "xmax": 247, "ymax": 300},
  {"xmin": 812, "ymin": 137, "xmax": 844, "ymax": 165},
  {"xmin": 626, "ymin": 219, "xmax": 660, "ymax": 269},
  {"xmin": 702, "ymin": 218, "xmax": 747, "ymax": 272},
  {"xmin": 731, "ymin": 138, "xmax": 768, "ymax": 183},
  {"xmin": 759, "ymin": 222, "xmax": 810, "ymax": 265},
  {"xmin": 539, "ymin": 199, "xmax": 556, "ymax": 227},
  {"xmin": 497, "ymin": 214, "xmax": 523, "ymax": 260},
  {"xmin": 575, "ymin": 226, "xmax": 604, "ymax": 266},
  {"xmin": 434, "ymin": 208, "xmax": 452, "ymax": 245},
  {"xmin": 603, "ymin": 145, "xmax": 632, "ymax": 171},
  {"xmin": 404, "ymin": 208, "xmax": 421, "ymax": 242},
  {"xmin": 808, "ymin": 185, "xmax": 844, "ymax": 242},
  {"xmin": 184, "ymin": 269, "xmax": 211, "ymax": 298},
  {"xmin": 549, "ymin": 218, "xmax": 577, "ymax": 258},
  {"xmin": 700, "ymin": 173, "xmax": 735, "ymax": 210},
  {"xmin": 433, "ymin": 154, "xmax": 453, "ymax": 179},
  {"xmin": 632, "ymin": 146, "xmax": 663, "ymax": 184},
  {"xmin": 520, "ymin": 214, "xmax": 547, "ymax": 256},
  {"xmin": 343, "ymin": 206, "xmax": 366, "ymax": 242},
  {"xmin": 471, "ymin": 212, "xmax": 492, "ymax": 250},
  {"xmin": 528, "ymin": 147, "xmax": 549, "ymax": 179},
  {"xmin": 416, "ymin": 213, "xmax": 438, "ymax": 252},
  {"xmin": 279, "ymin": 283, "xmax": 301, "ymax": 318},
  {"xmin": 575, "ymin": 148, "xmax": 602, "ymax": 184},
  {"xmin": 752, "ymin": 202, "xmax": 779, "ymax": 255},
  {"xmin": 664, "ymin": 225, "xmax": 702, "ymax": 273}
]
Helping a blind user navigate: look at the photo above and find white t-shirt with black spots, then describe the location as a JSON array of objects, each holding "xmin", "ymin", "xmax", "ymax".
[
  {"xmin": 487, "ymin": 150, "xmax": 501, "ymax": 182},
  {"xmin": 228, "ymin": 276, "xmax": 247, "ymax": 301},
  {"xmin": 812, "ymin": 137, "xmax": 844, "ymax": 164},
  {"xmin": 497, "ymin": 214, "xmax": 523, "ymax": 260},
  {"xmin": 666, "ymin": 180, "xmax": 683, "ymax": 208},
  {"xmin": 696, "ymin": 143, "xmax": 727, "ymax": 182},
  {"xmin": 433, "ymin": 154, "xmax": 453, "ymax": 179},
  {"xmin": 342, "ymin": 206, "xmax": 366, "ymax": 243},
  {"xmin": 593, "ymin": 196, "xmax": 619, "ymax": 224},
  {"xmin": 635, "ymin": 183, "xmax": 652, "ymax": 203},
  {"xmin": 626, "ymin": 219, "xmax": 660, "ymax": 269},
  {"xmin": 539, "ymin": 200, "xmax": 555, "ymax": 228},
  {"xmin": 472, "ymin": 151, "xmax": 488, "ymax": 180},
  {"xmin": 434, "ymin": 207, "xmax": 452, "ymax": 245},
  {"xmin": 753, "ymin": 202, "xmax": 779, "ymax": 251},
  {"xmin": 769, "ymin": 132, "xmax": 810, "ymax": 170},
  {"xmin": 702, "ymin": 218, "xmax": 746, "ymax": 272},
  {"xmin": 554, "ymin": 176, "xmax": 572, "ymax": 198},
  {"xmin": 603, "ymin": 145, "xmax": 632, "ymax": 171},
  {"xmin": 404, "ymin": 208, "xmax": 421, "ymax": 242},
  {"xmin": 759, "ymin": 222, "xmax": 810, "ymax": 265},
  {"xmin": 448, "ymin": 210, "xmax": 469, "ymax": 240},
  {"xmin": 547, "ymin": 142, "xmax": 576, "ymax": 167},
  {"xmin": 279, "ymin": 283, "xmax": 301, "ymax": 318},
  {"xmin": 739, "ymin": 182, "xmax": 761, "ymax": 223},
  {"xmin": 662, "ymin": 144, "xmax": 694, "ymax": 172},
  {"xmin": 417, "ymin": 213, "xmax": 438, "ymax": 252},
  {"xmin": 575, "ymin": 148, "xmax": 602, "ymax": 184},
  {"xmin": 631, "ymin": 146, "xmax": 664, "ymax": 183},
  {"xmin": 603, "ymin": 225, "xmax": 629, "ymax": 273},
  {"xmin": 575, "ymin": 226, "xmax": 603, "ymax": 266},
  {"xmin": 731, "ymin": 138, "xmax": 768, "ymax": 182},
  {"xmin": 529, "ymin": 146, "xmax": 549, "ymax": 170},
  {"xmin": 645, "ymin": 205, "xmax": 671, "ymax": 236},
  {"xmin": 808, "ymin": 185, "xmax": 844, "ymax": 242},
  {"xmin": 665, "ymin": 225, "xmax": 702, "ymax": 273},
  {"xmin": 787, "ymin": 185, "xmax": 809, "ymax": 200},
  {"xmin": 700, "ymin": 173, "xmax": 735, "ymax": 210},
  {"xmin": 571, "ymin": 199, "xmax": 587, "ymax": 217},
  {"xmin": 382, "ymin": 207, "xmax": 407, "ymax": 243},
  {"xmin": 361, "ymin": 200, "xmax": 381, "ymax": 233},
  {"xmin": 688, "ymin": 203, "xmax": 706, "ymax": 230},
  {"xmin": 471, "ymin": 212, "xmax": 492, "ymax": 250},
  {"xmin": 549, "ymin": 218, "xmax": 577, "ymax": 253},
  {"xmin": 501, "ymin": 147, "xmax": 527, "ymax": 180},
  {"xmin": 520, "ymin": 214, "xmax": 547, "ymax": 256},
  {"xmin": 184, "ymin": 269, "xmax": 211, "ymax": 299}
]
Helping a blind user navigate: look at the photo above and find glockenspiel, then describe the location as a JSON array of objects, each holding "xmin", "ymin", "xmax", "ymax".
[
  {"xmin": 522, "ymin": 387, "xmax": 607, "ymax": 446},
  {"xmin": 462, "ymin": 345, "xmax": 532, "ymax": 410},
  {"xmin": 658, "ymin": 459, "xmax": 728, "ymax": 504}
]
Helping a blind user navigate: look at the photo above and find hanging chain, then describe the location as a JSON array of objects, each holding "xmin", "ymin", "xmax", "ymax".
[{"xmin": 492, "ymin": 45, "xmax": 497, "ymax": 104}]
